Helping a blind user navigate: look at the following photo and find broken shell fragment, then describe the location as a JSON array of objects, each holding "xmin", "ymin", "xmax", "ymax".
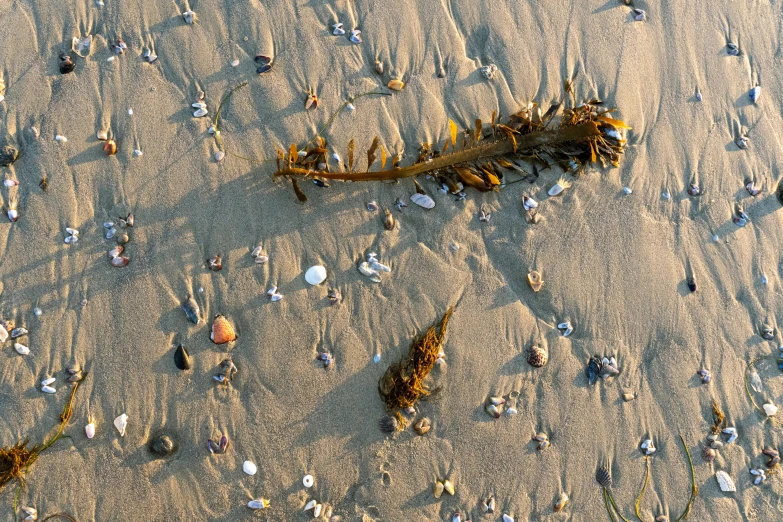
[
  {"xmin": 554, "ymin": 492, "xmax": 569, "ymax": 512},
  {"xmin": 750, "ymin": 86, "xmax": 761, "ymax": 103},
  {"xmin": 632, "ymin": 8, "xmax": 646, "ymax": 21},
  {"xmin": 211, "ymin": 315, "xmax": 237, "ymax": 344},
  {"xmin": 248, "ymin": 499, "xmax": 270, "ymax": 509},
  {"xmin": 480, "ymin": 64, "xmax": 498, "ymax": 80},
  {"xmin": 327, "ymin": 288, "xmax": 341, "ymax": 305},
  {"xmin": 358, "ymin": 262, "xmax": 381, "ymax": 283},
  {"xmin": 379, "ymin": 414, "xmax": 399, "ymax": 433},
  {"xmin": 305, "ymin": 265, "xmax": 327, "ymax": 285},
  {"xmin": 527, "ymin": 270, "xmax": 543, "ymax": 292},
  {"xmin": 383, "ymin": 209, "xmax": 396, "ymax": 230},
  {"xmin": 722, "ymin": 427, "xmax": 737, "ymax": 444},
  {"xmin": 387, "ymin": 79, "xmax": 405, "ymax": 91},
  {"xmin": 763, "ymin": 403, "xmax": 778, "ymax": 417},
  {"xmin": 114, "ymin": 413, "xmax": 128, "ymax": 437},
  {"xmin": 522, "ymin": 195, "xmax": 538, "ymax": 210},
  {"xmin": 183, "ymin": 10, "xmax": 195, "ymax": 24},
  {"xmin": 71, "ymin": 35, "xmax": 92, "ymax": 57},
  {"xmin": 735, "ymin": 135, "xmax": 749, "ymax": 150}
]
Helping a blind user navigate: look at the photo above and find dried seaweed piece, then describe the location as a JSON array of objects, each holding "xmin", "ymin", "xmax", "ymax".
[
  {"xmin": 711, "ymin": 400, "xmax": 725, "ymax": 434},
  {"xmin": 367, "ymin": 136, "xmax": 379, "ymax": 169},
  {"xmin": 347, "ymin": 138, "xmax": 355, "ymax": 172},
  {"xmin": 449, "ymin": 119, "xmax": 458, "ymax": 147},
  {"xmin": 378, "ymin": 308, "xmax": 453, "ymax": 410}
]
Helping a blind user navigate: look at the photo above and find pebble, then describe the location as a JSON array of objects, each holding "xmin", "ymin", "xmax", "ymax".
[{"xmin": 150, "ymin": 434, "xmax": 176, "ymax": 457}]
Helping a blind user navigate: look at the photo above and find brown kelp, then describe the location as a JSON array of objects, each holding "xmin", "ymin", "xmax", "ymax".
[
  {"xmin": 0, "ymin": 373, "xmax": 88, "ymax": 511},
  {"xmin": 600, "ymin": 436, "xmax": 696, "ymax": 522},
  {"xmin": 378, "ymin": 308, "xmax": 453, "ymax": 411},
  {"xmin": 273, "ymin": 76, "xmax": 628, "ymax": 202}
]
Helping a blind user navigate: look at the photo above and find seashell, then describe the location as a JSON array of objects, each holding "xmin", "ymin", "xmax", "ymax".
[
  {"xmin": 548, "ymin": 177, "xmax": 572, "ymax": 196},
  {"xmin": 641, "ymin": 439, "xmax": 656, "ymax": 455},
  {"xmin": 368, "ymin": 259, "xmax": 390, "ymax": 273},
  {"xmin": 633, "ymin": 8, "xmax": 646, "ymax": 21},
  {"xmin": 413, "ymin": 417, "xmax": 431, "ymax": 435},
  {"xmin": 452, "ymin": 511, "xmax": 461, "ymax": 522},
  {"xmin": 121, "ymin": 212, "xmax": 134, "ymax": 226},
  {"xmin": 374, "ymin": 60, "xmax": 384, "ymax": 74},
  {"xmin": 183, "ymin": 10, "xmax": 195, "ymax": 24},
  {"xmin": 489, "ymin": 396, "xmax": 506, "ymax": 405},
  {"xmin": 533, "ymin": 432, "xmax": 548, "ymax": 442},
  {"xmin": 538, "ymin": 440, "xmax": 551, "ymax": 450},
  {"xmin": 746, "ymin": 181, "xmax": 761, "ymax": 197},
  {"xmin": 0, "ymin": 145, "xmax": 19, "ymax": 167},
  {"xmin": 596, "ymin": 465, "xmax": 612, "ymax": 488},
  {"xmin": 527, "ymin": 345, "xmax": 548, "ymax": 367},
  {"xmin": 480, "ymin": 64, "xmax": 498, "ymax": 80},
  {"xmin": 211, "ymin": 315, "xmax": 237, "ymax": 344},
  {"xmin": 114, "ymin": 413, "xmax": 128, "ymax": 436},
  {"xmin": 327, "ymin": 288, "xmax": 341, "ymax": 305},
  {"xmin": 479, "ymin": 206, "xmax": 491, "ymax": 222},
  {"xmin": 3, "ymin": 178, "xmax": 19, "ymax": 187},
  {"xmin": 387, "ymin": 79, "xmax": 405, "ymax": 91},
  {"xmin": 395, "ymin": 198, "xmax": 408, "ymax": 211},
  {"xmin": 408, "ymin": 193, "xmax": 435, "ymax": 210},
  {"xmin": 527, "ymin": 270, "xmax": 543, "ymax": 292},
  {"xmin": 305, "ymin": 91, "xmax": 318, "ymax": 110},
  {"xmin": 587, "ymin": 356, "xmax": 602, "ymax": 385},
  {"xmin": 332, "ymin": 22, "xmax": 345, "ymax": 35},
  {"xmin": 105, "ymin": 227, "xmax": 117, "ymax": 240},
  {"xmin": 72, "ymin": 35, "xmax": 92, "ymax": 58},
  {"xmin": 433, "ymin": 481, "xmax": 444, "ymax": 498},
  {"xmin": 722, "ymin": 427, "xmax": 737, "ymax": 444},
  {"xmin": 192, "ymin": 102, "xmax": 207, "ymax": 109},
  {"xmin": 727, "ymin": 42, "xmax": 739, "ymax": 55},
  {"xmin": 14, "ymin": 343, "xmax": 30, "ymax": 355},
  {"xmin": 763, "ymin": 447, "xmax": 779, "ymax": 458},
  {"xmin": 303, "ymin": 474, "xmax": 314, "ymax": 488},
  {"xmin": 623, "ymin": 186, "xmax": 633, "ymax": 195},
  {"xmin": 150, "ymin": 434, "xmax": 176, "ymax": 457},
  {"xmin": 751, "ymin": 468, "xmax": 767, "ymax": 485},
  {"xmin": 305, "ymin": 500, "xmax": 317, "ymax": 511},
  {"xmin": 108, "ymin": 246, "xmax": 124, "ymax": 259},
  {"xmin": 41, "ymin": 385, "xmax": 56, "ymax": 394},
  {"xmin": 7, "ymin": 209, "xmax": 18, "ymax": 223},
  {"xmin": 383, "ymin": 209, "xmax": 396, "ymax": 230},
  {"xmin": 761, "ymin": 325, "xmax": 775, "ymax": 340},
  {"xmin": 193, "ymin": 107, "xmax": 208, "ymax": 118},
  {"xmin": 485, "ymin": 403, "xmax": 502, "ymax": 418},
  {"xmin": 10, "ymin": 327, "xmax": 28, "ymax": 339},
  {"xmin": 349, "ymin": 29, "xmax": 362, "ymax": 44},
  {"xmin": 248, "ymin": 499, "xmax": 270, "ymax": 509},
  {"xmin": 243, "ymin": 460, "xmax": 257, "ymax": 475},
  {"xmin": 443, "ymin": 479, "xmax": 455, "ymax": 495},
  {"xmin": 502, "ymin": 514, "xmax": 514, "ymax": 522},
  {"xmin": 358, "ymin": 262, "xmax": 381, "ymax": 282},
  {"xmin": 687, "ymin": 276, "xmax": 696, "ymax": 292},
  {"xmin": 522, "ymin": 195, "xmax": 538, "ymax": 210},
  {"xmin": 750, "ymin": 86, "xmax": 761, "ymax": 103},
  {"xmin": 21, "ymin": 506, "xmax": 37, "ymax": 521},
  {"xmin": 256, "ymin": 63, "xmax": 272, "ymax": 74},
  {"xmin": 554, "ymin": 492, "xmax": 569, "ymax": 512},
  {"xmin": 623, "ymin": 392, "xmax": 635, "ymax": 402},
  {"xmin": 695, "ymin": 86, "xmax": 702, "ymax": 102},
  {"xmin": 487, "ymin": 496, "xmax": 496, "ymax": 512},
  {"xmin": 254, "ymin": 55, "xmax": 272, "ymax": 66},
  {"xmin": 379, "ymin": 414, "xmax": 399, "ymax": 433},
  {"xmin": 715, "ymin": 470, "xmax": 736, "ymax": 492},
  {"xmin": 96, "ymin": 130, "xmax": 109, "ymax": 141},
  {"xmin": 313, "ymin": 504, "xmax": 322, "ymax": 517},
  {"xmin": 85, "ymin": 419, "xmax": 95, "ymax": 439},
  {"xmin": 557, "ymin": 321, "xmax": 573, "ymax": 337},
  {"xmin": 305, "ymin": 265, "xmax": 327, "ymax": 285},
  {"xmin": 763, "ymin": 403, "xmax": 778, "ymax": 416},
  {"xmin": 701, "ymin": 446, "xmax": 715, "ymax": 462},
  {"xmin": 182, "ymin": 295, "xmax": 200, "ymax": 324},
  {"xmin": 214, "ymin": 151, "xmax": 225, "ymax": 162},
  {"xmin": 251, "ymin": 245, "xmax": 263, "ymax": 258},
  {"xmin": 110, "ymin": 256, "xmax": 130, "ymax": 267},
  {"xmin": 735, "ymin": 135, "xmax": 749, "ymax": 150},
  {"xmin": 59, "ymin": 57, "xmax": 75, "ymax": 74},
  {"xmin": 207, "ymin": 255, "xmax": 222, "ymax": 271},
  {"xmin": 174, "ymin": 345, "xmax": 191, "ymax": 370}
]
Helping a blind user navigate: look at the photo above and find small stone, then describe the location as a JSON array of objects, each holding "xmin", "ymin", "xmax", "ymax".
[
  {"xmin": 623, "ymin": 393, "xmax": 635, "ymax": 402},
  {"xmin": 763, "ymin": 403, "xmax": 778, "ymax": 417}
]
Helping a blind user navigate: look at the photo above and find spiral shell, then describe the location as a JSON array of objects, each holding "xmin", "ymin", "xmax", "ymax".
[
  {"xmin": 527, "ymin": 345, "xmax": 548, "ymax": 368},
  {"xmin": 210, "ymin": 314, "xmax": 237, "ymax": 344},
  {"xmin": 595, "ymin": 465, "xmax": 611, "ymax": 488}
]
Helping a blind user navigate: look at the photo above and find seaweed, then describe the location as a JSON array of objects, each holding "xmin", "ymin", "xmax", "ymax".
[
  {"xmin": 710, "ymin": 400, "xmax": 725, "ymax": 434},
  {"xmin": 273, "ymin": 76, "xmax": 628, "ymax": 202},
  {"xmin": 378, "ymin": 308, "xmax": 453, "ymax": 411},
  {"xmin": 0, "ymin": 373, "xmax": 88, "ymax": 512}
]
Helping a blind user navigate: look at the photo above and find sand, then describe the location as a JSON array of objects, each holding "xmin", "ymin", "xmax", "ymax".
[{"xmin": 1, "ymin": 0, "xmax": 782, "ymax": 520}]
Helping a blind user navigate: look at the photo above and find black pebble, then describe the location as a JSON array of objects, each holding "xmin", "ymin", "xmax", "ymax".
[
  {"xmin": 59, "ymin": 60, "xmax": 75, "ymax": 74},
  {"xmin": 174, "ymin": 345, "xmax": 191, "ymax": 370},
  {"xmin": 687, "ymin": 277, "xmax": 697, "ymax": 292},
  {"xmin": 150, "ymin": 434, "xmax": 176, "ymax": 457}
]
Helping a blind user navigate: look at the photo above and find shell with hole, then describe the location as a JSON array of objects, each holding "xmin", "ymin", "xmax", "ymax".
[
  {"xmin": 527, "ymin": 270, "xmax": 543, "ymax": 292},
  {"xmin": 211, "ymin": 314, "xmax": 237, "ymax": 344}
]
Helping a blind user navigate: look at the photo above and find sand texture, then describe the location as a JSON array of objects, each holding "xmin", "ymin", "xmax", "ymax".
[{"xmin": 1, "ymin": 0, "xmax": 783, "ymax": 520}]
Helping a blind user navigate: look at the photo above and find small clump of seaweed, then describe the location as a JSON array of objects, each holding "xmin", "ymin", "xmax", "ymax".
[
  {"xmin": 711, "ymin": 399, "xmax": 726, "ymax": 434},
  {"xmin": 0, "ymin": 373, "xmax": 88, "ymax": 512},
  {"xmin": 378, "ymin": 307, "xmax": 453, "ymax": 411}
]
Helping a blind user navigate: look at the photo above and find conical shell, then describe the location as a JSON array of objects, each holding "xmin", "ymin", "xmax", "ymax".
[
  {"xmin": 715, "ymin": 470, "xmax": 736, "ymax": 492},
  {"xmin": 527, "ymin": 270, "xmax": 543, "ymax": 292},
  {"xmin": 114, "ymin": 413, "xmax": 128, "ymax": 437},
  {"xmin": 210, "ymin": 315, "xmax": 237, "ymax": 344},
  {"xmin": 527, "ymin": 345, "xmax": 548, "ymax": 367}
]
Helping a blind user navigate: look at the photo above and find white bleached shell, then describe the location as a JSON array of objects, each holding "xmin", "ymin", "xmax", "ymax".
[
  {"xmin": 303, "ymin": 474, "xmax": 314, "ymax": 487},
  {"xmin": 715, "ymin": 470, "xmax": 736, "ymax": 492},
  {"xmin": 55, "ymin": 135, "xmax": 67, "ymax": 143},
  {"xmin": 750, "ymin": 86, "xmax": 761, "ymax": 103},
  {"xmin": 723, "ymin": 427, "xmax": 738, "ymax": 444},
  {"xmin": 85, "ymin": 421, "xmax": 95, "ymax": 439},
  {"xmin": 41, "ymin": 377, "xmax": 56, "ymax": 386},
  {"xmin": 304, "ymin": 500, "xmax": 317, "ymax": 511},
  {"xmin": 349, "ymin": 29, "xmax": 362, "ymax": 44},
  {"xmin": 368, "ymin": 260, "xmax": 390, "ymax": 273},
  {"xmin": 41, "ymin": 385, "xmax": 56, "ymax": 394},
  {"xmin": 0, "ymin": 327, "xmax": 7, "ymax": 343},
  {"xmin": 305, "ymin": 265, "xmax": 327, "ymax": 285},
  {"xmin": 243, "ymin": 460, "xmax": 257, "ymax": 475},
  {"xmin": 763, "ymin": 403, "xmax": 778, "ymax": 417},
  {"xmin": 332, "ymin": 23, "xmax": 345, "ymax": 35},
  {"xmin": 558, "ymin": 321, "xmax": 573, "ymax": 337},
  {"xmin": 251, "ymin": 246, "xmax": 263, "ymax": 258},
  {"xmin": 410, "ymin": 193, "xmax": 435, "ymax": 209},
  {"xmin": 7, "ymin": 209, "xmax": 18, "ymax": 223},
  {"xmin": 358, "ymin": 262, "xmax": 381, "ymax": 282},
  {"xmin": 114, "ymin": 413, "xmax": 128, "ymax": 436},
  {"xmin": 522, "ymin": 196, "xmax": 538, "ymax": 210},
  {"xmin": 548, "ymin": 183, "xmax": 565, "ymax": 196},
  {"xmin": 97, "ymin": 130, "xmax": 108, "ymax": 140},
  {"xmin": 248, "ymin": 499, "xmax": 269, "ymax": 509},
  {"xmin": 623, "ymin": 186, "xmax": 633, "ymax": 195},
  {"xmin": 193, "ymin": 108, "xmax": 208, "ymax": 118},
  {"xmin": 313, "ymin": 504, "xmax": 322, "ymax": 517},
  {"xmin": 14, "ymin": 343, "xmax": 30, "ymax": 355},
  {"xmin": 502, "ymin": 514, "xmax": 514, "ymax": 522}
]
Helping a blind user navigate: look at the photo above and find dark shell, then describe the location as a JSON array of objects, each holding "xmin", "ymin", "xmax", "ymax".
[
  {"xmin": 10, "ymin": 327, "xmax": 28, "ymax": 339},
  {"xmin": 0, "ymin": 145, "xmax": 19, "ymax": 167},
  {"xmin": 701, "ymin": 446, "xmax": 716, "ymax": 462},
  {"xmin": 207, "ymin": 255, "xmax": 222, "ymax": 271},
  {"xmin": 687, "ymin": 277, "xmax": 696, "ymax": 292},
  {"xmin": 174, "ymin": 345, "xmax": 191, "ymax": 370},
  {"xmin": 767, "ymin": 455, "xmax": 780, "ymax": 468},
  {"xmin": 254, "ymin": 54, "xmax": 272, "ymax": 65},
  {"xmin": 379, "ymin": 414, "xmax": 398, "ymax": 433},
  {"xmin": 219, "ymin": 435, "xmax": 229, "ymax": 452},
  {"xmin": 586, "ymin": 356, "xmax": 602, "ymax": 385},
  {"xmin": 149, "ymin": 434, "xmax": 176, "ymax": 457},
  {"xmin": 595, "ymin": 465, "xmax": 612, "ymax": 488},
  {"xmin": 256, "ymin": 64, "xmax": 272, "ymax": 74},
  {"xmin": 181, "ymin": 295, "xmax": 200, "ymax": 324},
  {"xmin": 59, "ymin": 60, "xmax": 75, "ymax": 74},
  {"xmin": 527, "ymin": 345, "xmax": 548, "ymax": 368},
  {"xmin": 762, "ymin": 447, "xmax": 780, "ymax": 458}
]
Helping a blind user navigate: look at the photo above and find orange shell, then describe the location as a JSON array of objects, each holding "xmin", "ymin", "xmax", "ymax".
[
  {"xmin": 103, "ymin": 139, "xmax": 117, "ymax": 156},
  {"xmin": 211, "ymin": 315, "xmax": 237, "ymax": 344},
  {"xmin": 387, "ymin": 79, "xmax": 405, "ymax": 91},
  {"xmin": 527, "ymin": 270, "xmax": 543, "ymax": 292}
]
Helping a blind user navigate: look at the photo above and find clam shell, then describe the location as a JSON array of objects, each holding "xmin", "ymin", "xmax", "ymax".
[
  {"xmin": 248, "ymin": 499, "xmax": 269, "ymax": 509},
  {"xmin": 251, "ymin": 245, "xmax": 263, "ymax": 258},
  {"xmin": 443, "ymin": 479, "xmax": 455, "ymax": 495},
  {"xmin": 110, "ymin": 256, "xmax": 130, "ymax": 267},
  {"xmin": 349, "ymin": 29, "xmax": 362, "ymax": 44},
  {"xmin": 14, "ymin": 343, "xmax": 30, "ymax": 355},
  {"xmin": 114, "ymin": 413, "xmax": 128, "ymax": 436},
  {"xmin": 41, "ymin": 385, "xmax": 56, "ymax": 394},
  {"xmin": 85, "ymin": 421, "xmax": 95, "ymax": 439},
  {"xmin": 243, "ymin": 460, "xmax": 257, "ymax": 475},
  {"xmin": 595, "ymin": 465, "xmax": 612, "ymax": 488},
  {"xmin": 174, "ymin": 345, "xmax": 191, "ymax": 370},
  {"xmin": 413, "ymin": 417, "xmax": 431, "ymax": 435},
  {"xmin": 527, "ymin": 271, "xmax": 543, "ymax": 292},
  {"xmin": 410, "ymin": 193, "xmax": 435, "ymax": 209},
  {"xmin": 181, "ymin": 295, "xmax": 200, "ymax": 324},
  {"xmin": 379, "ymin": 414, "xmax": 398, "ymax": 433},
  {"xmin": 715, "ymin": 470, "xmax": 736, "ymax": 492},
  {"xmin": 763, "ymin": 403, "xmax": 778, "ymax": 417},
  {"xmin": 313, "ymin": 504, "xmax": 322, "ymax": 517},
  {"xmin": 211, "ymin": 315, "xmax": 237, "ymax": 344},
  {"xmin": 193, "ymin": 107, "xmax": 208, "ymax": 118},
  {"xmin": 305, "ymin": 500, "xmax": 317, "ymax": 511},
  {"xmin": 554, "ymin": 492, "xmax": 569, "ymax": 512},
  {"xmin": 433, "ymin": 481, "xmax": 444, "ymax": 498},
  {"xmin": 0, "ymin": 323, "xmax": 8, "ymax": 343},
  {"xmin": 485, "ymin": 403, "xmax": 502, "ymax": 418},
  {"xmin": 10, "ymin": 327, "xmax": 28, "ymax": 339},
  {"xmin": 387, "ymin": 79, "xmax": 405, "ymax": 91},
  {"xmin": 702, "ymin": 446, "xmax": 716, "ymax": 462},
  {"xmin": 103, "ymin": 139, "xmax": 117, "ymax": 155},
  {"xmin": 750, "ymin": 86, "xmax": 761, "ymax": 103},
  {"xmin": 502, "ymin": 514, "xmax": 514, "ymax": 522},
  {"xmin": 305, "ymin": 265, "xmax": 327, "ymax": 285},
  {"xmin": 527, "ymin": 345, "xmax": 548, "ymax": 367}
]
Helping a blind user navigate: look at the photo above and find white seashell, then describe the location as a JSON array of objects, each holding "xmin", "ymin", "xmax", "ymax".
[
  {"xmin": 41, "ymin": 385, "xmax": 56, "ymax": 394},
  {"xmin": 347, "ymin": 103, "xmax": 355, "ymax": 111},
  {"xmin": 522, "ymin": 196, "xmax": 538, "ymax": 210},
  {"xmin": 304, "ymin": 500, "xmax": 317, "ymax": 511},
  {"xmin": 303, "ymin": 474, "xmax": 314, "ymax": 487},
  {"xmin": 192, "ymin": 102, "xmax": 207, "ymax": 109},
  {"xmin": 134, "ymin": 149, "xmax": 143, "ymax": 157},
  {"xmin": 410, "ymin": 193, "xmax": 435, "ymax": 209},
  {"xmin": 332, "ymin": 23, "xmax": 345, "ymax": 35},
  {"xmin": 548, "ymin": 183, "xmax": 564, "ymax": 196},
  {"xmin": 749, "ymin": 370, "xmax": 762, "ymax": 392},
  {"xmin": 3, "ymin": 179, "xmax": 18, "ymax": 187},
  {"xmin": 349, "ymin": 29, "xmax": 362, "ymax": 44},
  {"xmin": 7, "ymin": 209, "xmax": 18, "ymax": 222},
  {"xmin": 248, "ymin": 499, "xmax": 269, "ymax": 509},
  {"xmin": 55, "ymin": 135, "xmax": 67, "ymax": 142},
  {"xmin": 722, "ymin": 427, "xmax": 738, "ymax": 443},
  {"xmin": 33, "ymin": 307, "xmax": 42, "ymax": 317},
  {"xmin": 750, "ymin": 86, "xmax": 761, "ymax": 103},
  {"xmin": 763, "ymin": 403, "xmax": 778, "ymax": 417},
  {"xmin": 266, "ymin": 285, "xmax": 277, "ymax": 296},
  {"xmin": 373, "ymin": 354, "xmax": 381, "ymax": 363},
  {"xmin": 14, "ymin": 343, "xmax": 30, "ymax": 355},
  {"xmin": 243, "ymin": 460, "xmax": 257, "ymax": 475},
  {"xmin": 452, "ymin": 512, "xmax": 460, "ymax": 522},
  {"xmin": 114, "ymin": 413, "xmax": 128, "ymax": 436},
  {"xmin": 127, "ymin": 108, "xmax": 133, "ymax": 116},
  {"xmin": 214, "ymin": 151, "xmax": 225, "ymax": 162},
  {"xmin": 761, "ymin": 274, "xmax": 768, "ymax": 284},
  {"xmin": 313, "ymin": 504, "xmax": 322, "ymax": 517},
  {"xmin": 193, "ymin": 108, "xmax": 208, "ymax": 118},
  {"xmin": 255, "ymin": 255, "xmax": 268, "ymax": 264},
  {"xmin": 21, "ymin": 506, "xmax": 37, "ymax": 520},
  {"xmin": 502, "ymin": 514, "xmax": 514, "ymax": 522},
  {"xmin": 623, "ymin": 186, "xmax": 633, "ymax": 195},
  {"xmin": 183, "ymin": 10, "xmax": 195, "ymax": 24},
  {"xmin": 368, "ymin": 260, "xmax": 390, "ymax": 273},
  {"xmin": 358, "ymin": 262, "xmax": 381, "ymax": 282},
  {"xmin": 558, "ymin": 321, "xmax": 573, "ymax": 337},
  {"xmin": 332, "ymin": 152, "xmax": 341, "ymax": 163},
  {"xmin": 96, "ymin": 131, "xmax": 107, "ymax": 141},
  {"xmin": 251, "ymin": 246, "xmax": 263, "ymax": 258},
  {"xmin": 712, "ymin": 234, "xmax": 719, "ymax": 242},
  {"xmin": 662, "ymin": 191, "xmax": 671, "ymax": 199},
  {"xmin": 107, "ymin": 56, "xmax": 115, "ymax": 62},
  {"xmin": 231, "ymin": 59, "xmax": 239, "ymax": 67},
  {"xmin": 269, "ymin": 293, "xmax": 282, "ymax": 301},
  {"xmin": 42, "ymin": 377, "xmax": 56, "ymax": 386},
  {"xmin": 715, "ymin": 470, "xmax": 736, "ymax": 492},
  {"xmin": 505, "ymin": 407, "xmax": 518, "ymax": 415},
  {"xmin": 641, "ymin": 439, "xmax": 656, "ymax": 455},
  {"xmin": 85, "ymin": 421, "xmax": 95, "ymax": 438},
  {"xmin": 305, "ymin": 265, "xmax": 327, "ymax": 285}
]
